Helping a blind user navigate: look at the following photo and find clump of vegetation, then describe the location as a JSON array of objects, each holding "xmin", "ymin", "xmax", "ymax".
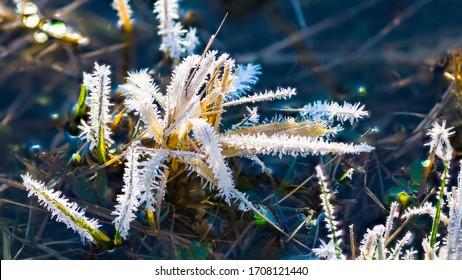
[
  {"xmin": 20, "ymin": 25, "xmax": 372, "ymax": 250},
  {"xmin": 314, "ymin": 121, "xmax": 462, "ymax": 260}
]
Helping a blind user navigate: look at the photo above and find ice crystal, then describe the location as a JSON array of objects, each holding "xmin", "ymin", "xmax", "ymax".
[
  {"xmin": 226, "ymin": 63, "xmax": 262, "ymax": 101},
  {"xmin": 182, "ymin": 27, "xmax": 199, "ymax": 54},
  {"xmin": 115, "ymin": 50, "xmax": 372, "ymax": 216},
  {"xmin": 315, "ymin": 165, "xmax": 344, "ymax": 259},
  {"xmin": 388, "ymin": 232, "xmax": 413, "ymax": 260},
  {"xmin": 425, "ymin": 120, "xmax": 454, "ymax": 162},
  {"xmin": 312, "ymin": 239, "xmax": 338, "ymax": 260},
  {"xmin": 384, "ymin": 201, "xmax": 399, "ymax": 241},
  {"xmin": 422, "ymin": 236, "xmax": 439, "ymax": 260},
  {"xmin": 112, "ymin": 0, "xmax": 133, "ymax": 30},
  {"xmin": 444, "ymin": 161, "xmax": 462, "ymax": 259},
  {"xmin": 402, "ymin": 202, "xmax": 449, "ymax": 224},
  {"xmin": 21, "ymin": 173, "xmax": 101, "ymax": 243},
  {"xmin": 230, "ymin": 106, "xmax": 260, "ymax": 131},
  {"xmin": 402, "ymin": 248, "xmax": 418, "ymax": 260},
  {"xmin": 112, "ymin": 146, "xmax": 141, "ymax": 239},
  {"xmin": 358, "ymin": 202, "xmax": 412, "ymax": 260},
  {"xmin": 137, "ymin": 149, "xmax": 169, "ymax": 212},
  {"xmin": 222, "ymin": 88, "xmax": 297, "ymax": 107},
  {"xmin": 301, "ymin": 101, "xmax": 369, "ymax": 125},
  {"xmin": 23, "ymin": 48, "xmax": 373, "ymax": 245},
  {"xmin": 153, "ymin": 0, "xmax": 197, "ymax": 58},
  {"xmin": 78, "ymin": 62, "xmax": 113, "ymax": 150},
  {"xmin": 159, "ymin": 20, "xmax": 186, "ymax": 59},
  {"xmin": 154, "ymin": 0, "xmax": 179, "ymax": 28},
  {"xmin": 358, "ymin": 225, "xmax": 387, "ymax": 259},
  {"xmin": 219, "ymin": 134, "xmax": 373, "ymax": 158},
  {"xmin": 120, "ymin": 69, "xmax": 165, "ymax": 141},
  {"xmin": 191, "ymin": 118, "xmax": 249, "ymax": 210}
]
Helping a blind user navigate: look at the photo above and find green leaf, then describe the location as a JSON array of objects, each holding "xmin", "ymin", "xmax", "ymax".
[
  {"xmin": 254, "ymin": 214, "xmax": 267, "ymax": 226},
  {"xmin": 410, "ymin": 160, "xmax": 424, "ymax": 184},
  {"xmin": 396, "ymin": 178, "xmax": 409, "ymax": 188},
  {"xmin": 97, "ymin": 126, "xmax": 107, "ymax": 165},
  {"xmin": 396, "ymin": 191, "xmax": 410, "ymax": 207},
  {"xmin": 75, "ymin": 84, "xmax": 87, "ymax": 119},
  {"xmin": 255, "ymin": 204, "xmax": 280, "ymax": 227}
]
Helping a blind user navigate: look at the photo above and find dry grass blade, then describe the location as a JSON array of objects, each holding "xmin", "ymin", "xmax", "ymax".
[{"xmin": 364, "ymin": 185, "xmax": 387, "ymax": 212}]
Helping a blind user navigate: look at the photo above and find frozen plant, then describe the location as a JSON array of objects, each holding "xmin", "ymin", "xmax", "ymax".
[
  {"xmin": 313, "ymin": 173, "xmax": 413, "ymax": 260},
  {"xmin": 299, "ymin": 101, "xmax": 369, "ymax": 125},
  {"xmin": 403, "ymin": 160, "xmax": 462, "ymax": 259},
  {"xmin": 112, "ymin": 145, "xmax": 142, "ymax": 241},
  {"xmin": 338, "ymin": 120, "xmax": 462, "ymax": 260},
  {"xmin": 154, "ymin": 0, "xmax": 199, "ymax": 58},
  {"xmin": 78, "ymin": 62, "xmax": 114, "ymax": 164},
  {"xmin": 118, "ymin": 49, "xmax": 372, "ymax": 221},
  {"xmin": 443, "ymin": 165, "xmax": 462, "ymax": 260},
  {"xmin": 225, "ymin": 63, "xmax": 262, "ymax": 101},
  {"xmin": 10, "ymin": 0, "xmax": 462, "ymax": 262},
  {"xmin": 349, "ymin": 121, "xmax": 459, "ymax": 260},
  {"xmin": 356, "ymin": 203, "xmax": 413, "ymax": 260},
  {"xmin": 112, "ymin": 0, "xmax": 133, "ymax": 32},
  {"xmin": 313, "ymin": 165, "xmax": 345, "ymax": 259},
  {"xmin": 417, "ymin": 121, "xmax": 454, "ymax": 250},
  {"xmin": 21, "ymin": 173, "xmax": 112, "ymax": 248},
  {"xmin": 21, "ymin": 50, "xmax": 372, "ymax": 247}
]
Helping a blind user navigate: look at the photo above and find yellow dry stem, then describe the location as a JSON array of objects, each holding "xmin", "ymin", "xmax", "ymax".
[
  {"xmin": 229, "ymin": 121, "xmax": 327, "ymax": 137},
  {"xmin": 114, "ymin": 0, "xmax": 133, "ymax": 32}
]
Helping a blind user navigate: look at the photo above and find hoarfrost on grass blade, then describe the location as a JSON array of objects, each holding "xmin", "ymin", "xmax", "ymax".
[
  {"xmin": 425, "ymin": 120, "xmax": 454, "ymax": 162},
  {"xmin": 422, "ymin": 236, "xmax": 439, "ymax": 260},
  {"xmin": 186, "ymin": 50, "xmax": 218, "ymax": 100},
  {"xmin": 358, "ymin": 225, "xmax": 386, "ymax": 260},
  {"xmin": 388, "ymin": 231, "xmax": 413, "ymax": 260},
  {"xmin": 301, "ymin": 101, "xmax": 369, "ymax": 125},
  {"xmin": 312, "ymin": 239, "xmax": 338, "ymax": 260},
  {"xmin": 112, "ymin": 0, "xmax": 133, "ymax": 30},
  {"xmin": 121, "ymin": 69, "xmax": 166, "ymax": 108},
  {"xmin": 159, "ymin": 20, "xmax": 186, "ymax": 59},
  {"xmin": 154, "ymin": 0, "xmax": 195, "ymax": 58},
  {"xmin": 21, "ymin": 173, "xmax": 101, "ymax": 243},
  {"xmin": 219, "ymin": 133, "xmax": 373, "ymax": 158},
  {"xmin": 384, "ymin": 201, "xmax": 399, "ymax": 241},
  {"xmin": 222, "ymin": 87, "xmax": 296, "ymax": 107},
  {"xmin": 402, "ymin": 202, "xmax": 449, "ymax": 224},
  {"xmin": 154, "ymin": 0, "xmax": 179, "ymax": 28},
  {"xmin": 166, "ymin": 54, "xmax": 201, "ymax": 117},
  {"xmin": 445, "ymin": 160, "xmax": 462, "ymax": 259},
  {"xmin": 182, "ymin": 27, "xmax": 199, "ymax": 54},
  {"xmin": 120, "ymin": 69, "xmax": 165, "ymax": 141},
  {"xmin": 78, "ymin": 62, "xmax": 113, "ymax": 150},
  {"xmin": 225, "ymin": 63, "xmax": 262, "ymax": 101},
  {"xmin": 315, "ymin": 165, "xmax": 344, "ymax": 259},
  {"xmin": 137, "ymin": 149, "xmax": 169, "ymax": 212},
  {"xmin": 358, "ymin": 226, "xmax": 378, "ymax": 259},
  {"xmin": 112, "ymin": 146, "xmax": 141, "ymax": 239},
  {"xmin": 230, "ymin": 106, "xmax": 260, "ymax": 130},
  {"xmin": 190, "ymin": 118, "xmax": 250, "ymax": 211}
]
